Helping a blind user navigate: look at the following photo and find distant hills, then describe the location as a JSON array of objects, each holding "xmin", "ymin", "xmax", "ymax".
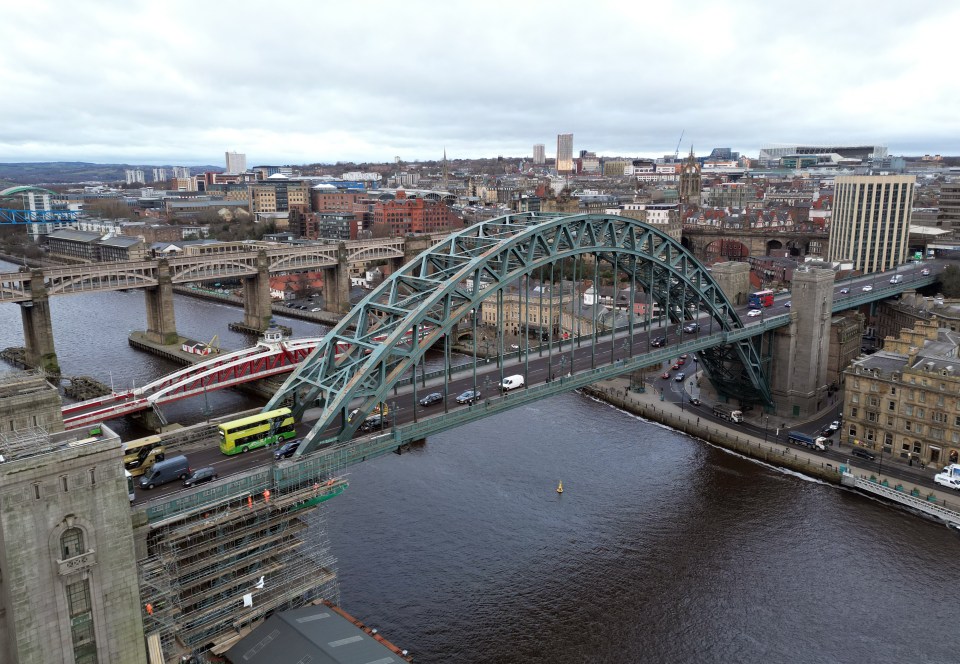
[{"xmin": 0, "ymin": 162, "xmax": 222, "ymax": 186}]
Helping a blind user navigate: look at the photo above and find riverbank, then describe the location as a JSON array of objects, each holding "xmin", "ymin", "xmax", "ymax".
[{"xmin": 583, "ymin": 376, "xmax": 960, "ymax": 520}]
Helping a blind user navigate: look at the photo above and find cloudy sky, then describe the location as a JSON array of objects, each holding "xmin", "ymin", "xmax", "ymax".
[{"xmin": 2, "ymin": 1, "xmax": 958, "ymax": 166}]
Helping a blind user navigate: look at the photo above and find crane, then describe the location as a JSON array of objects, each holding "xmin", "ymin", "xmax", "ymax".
[{"xmin": 674, "ymin": 130, "xmax": 685, "ymax": 160}]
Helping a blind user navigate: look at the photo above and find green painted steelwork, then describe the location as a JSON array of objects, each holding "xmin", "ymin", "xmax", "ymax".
[{"xmin": 267, "ymin": 212, "xmax": 774, "ymax": 452}]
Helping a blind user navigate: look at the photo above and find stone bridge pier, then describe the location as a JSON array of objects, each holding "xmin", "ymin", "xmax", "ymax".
[
  {"xmin": 323, "ymin": 243, "xmax": 352, "ymax": 314},
  {"xmin": 20, "ymin": 269, "xmax": 60, "ymax": 374},
  {"xmin": 241, "ymin": 250, "xmax": 274, "ymax": 332},
  {"xmin": 144, "ymin": 259, "xmax": 178, "ymax": 345}
]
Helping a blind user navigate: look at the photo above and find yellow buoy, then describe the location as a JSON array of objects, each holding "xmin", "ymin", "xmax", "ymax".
[{"xmin": 556, "ymin": 480, "xmax": 563, "ymax": 494}]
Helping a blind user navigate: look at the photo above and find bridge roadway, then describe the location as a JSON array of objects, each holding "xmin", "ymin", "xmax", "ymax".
[{"xmin": 133, "ymin": 261, "xmax": 942, "ymax": 510}]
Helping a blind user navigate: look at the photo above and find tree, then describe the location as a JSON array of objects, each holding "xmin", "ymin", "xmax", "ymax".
[
  {"xmin": 941, "ymin": 265, "xmax": 960, "ymax": 298},
  {"xmin": 371, "ymin": 222, "xmax": 393, "ymax": 238}
]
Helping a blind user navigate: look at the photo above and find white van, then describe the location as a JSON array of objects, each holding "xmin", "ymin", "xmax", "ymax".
[
  {"xmin": 890, "ymin": 274, "xmax": 903, "ymax": 284},
  {"xmin": 500, "ymin": 374, "xmax": 525, "ymax": 391}
]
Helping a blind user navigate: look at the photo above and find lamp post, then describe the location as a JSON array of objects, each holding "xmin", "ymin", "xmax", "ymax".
[
  {"xmin": 763, "ymin": 415, "xmax": 769, "ymax": 444},
  {"xmin": 878, "ymin": 447, "xmax": 884, "ymax": 477}
]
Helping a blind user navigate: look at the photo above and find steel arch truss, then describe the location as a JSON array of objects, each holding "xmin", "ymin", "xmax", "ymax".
[{"xmin": 267, "ymin": 213, "xmax": 772, "ymax": 451}]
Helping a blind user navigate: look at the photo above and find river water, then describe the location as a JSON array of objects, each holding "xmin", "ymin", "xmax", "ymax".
[{"xmin": 1, "ymin": 260, "xmax": 958, "ymax": 663}]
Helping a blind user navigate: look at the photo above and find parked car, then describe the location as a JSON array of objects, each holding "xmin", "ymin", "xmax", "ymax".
[
  {"xmin": 821, "ymin": 427, "xmax": 835, "ymax": 438},
  {"xmin": 829, "ymin": 420, "xmax": 840, "ymax": 430},
  {"xmin": 661, "ymin": 371, "xmax": 671, "ymax": 379},
  {"xmin": 183, "ymin": 466, "xmax": 217, "ymax": 487},
  {"xmin": 274, "ymin": 440, "xmax": 301, "ymax": 459},
  {"xmin": 651, "ymin": 336, "xmax": 666, "ymax": 347},
  {"xmin": 419, "ymin": 392, "xmax": 443, "ymax": 406},
  {"xmin": 456, "ymin": 389, "xmax": 481, "ymax": 404},
  {"xmin": 747, "ymin": 309, "xmax": 762, "ymax": 317},
  {"xmin": 675, "ymin": 372, "xmax": 686, "ymax": 382},
  {"xmin": 862, "ymin": 285, "xmax": 873, "ymax": 292},
  {"xmin": 850, "ymin": 447, "xmax": 876, "ymax": 461},
  {"xmin": 839, "ymin": 288, "xmax": 850, "ymax": 294}
]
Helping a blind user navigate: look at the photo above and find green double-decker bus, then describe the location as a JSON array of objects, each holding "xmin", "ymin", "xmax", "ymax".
[{"xmin": 218, "ymin": 407, "xmax": 296, "ymax": 455}]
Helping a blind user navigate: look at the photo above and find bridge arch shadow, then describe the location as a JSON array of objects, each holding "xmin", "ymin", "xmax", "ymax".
[{"xmin": 267, "ymin": 213, "xmax": 773, "ymax": 451}]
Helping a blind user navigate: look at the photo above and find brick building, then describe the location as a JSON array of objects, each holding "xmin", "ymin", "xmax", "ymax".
[{"xmin": 362, "ymin": 191, "xmax": 459, "ymax": 236}]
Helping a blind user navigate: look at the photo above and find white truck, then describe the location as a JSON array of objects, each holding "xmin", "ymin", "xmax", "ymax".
[
  {"xmin": 712, "ymin": 404, "xmax": 743, "ymax": 423},
  {"xmin": 934, "ymin": 464, "xmax": 960, "ymax": 491},
  {"xmin": 500, "ymin": 374, "xmax": 525, "ymax": 391}
]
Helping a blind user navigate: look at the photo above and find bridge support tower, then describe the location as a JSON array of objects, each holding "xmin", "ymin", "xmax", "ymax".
[
  {"xmin": 710, "ymin": 261, "xmax": 751, "ymax": 306},
  {"xmin": 144, "ymin": 259, "xmax": 178, "ymax": 345},
  {"xmin": 20, "ymin": 269, "xmax": 60, "ymax": 374},
  {"xmin": 323, "ymin": 243, "xmax": 351, "ymax": 315},
  {"xmin": 241, "ymin": 250, "xmax": 275, "ymax": 332},
  {"xmin": 769, "ymin": 267, "xmax": 835, "ymax": 418},
  {"xmin": 398, "ymin": 234, "xmax": 432, "ymax": 274}
]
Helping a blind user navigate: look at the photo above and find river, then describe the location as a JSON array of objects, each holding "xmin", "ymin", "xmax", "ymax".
[{"xmin": 1, "ymin": 259, "xmax": 958, "ymax": 663}]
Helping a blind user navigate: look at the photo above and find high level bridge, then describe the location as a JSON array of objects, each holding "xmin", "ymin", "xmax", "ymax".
[{"xmin": 0, "ymin": 233, "xmax": 446, "ymax": 373}]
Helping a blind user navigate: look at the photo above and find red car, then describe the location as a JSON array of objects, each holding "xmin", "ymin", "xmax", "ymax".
[
  {"xmin": 671, "ymin": 363, "xmax": 681, "ymax": 370},
  {"xmin": 677, "ymin": 359, "xmax": 685, "ymax": 366},
  {"xmin": 661, "ymin": 371, "xmax": 671, "ymax": 379}
]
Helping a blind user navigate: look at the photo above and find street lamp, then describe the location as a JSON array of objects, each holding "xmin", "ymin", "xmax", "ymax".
[{"xmin": 763, "ymin": 415, "xmax": 769, "ymax": 444}]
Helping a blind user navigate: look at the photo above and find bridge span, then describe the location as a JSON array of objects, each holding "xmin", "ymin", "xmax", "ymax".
[{"xmin": 62, "ymin": 329, "xmax": 322, "ymax": 429}]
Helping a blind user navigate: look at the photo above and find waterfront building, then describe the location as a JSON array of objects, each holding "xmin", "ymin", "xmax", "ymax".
[
  {"xmin": 827, "ymin": 175, "xmax": 915, "ymax": 273},
  {"xmin": 556, "ymin": 133, "xmax": 574, "ymax": 175},
  {"xmin": 225, "ymin": 151, "xmax": 247, "ymax": 175},
  {"xmin": 361, "ymin": 190, "xmax": 459, "ymax": 236},
  {"xmin": 842, "ymin": 318, "xmax": 960, "ymax": 466},
  {"xmin": 248, "ymin": 177, "xmax": 310, "ymax": 219}
]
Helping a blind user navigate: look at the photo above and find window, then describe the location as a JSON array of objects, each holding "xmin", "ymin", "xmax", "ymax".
[
  {"xmin": 850, "ymin": 407, "xmax": 858, "ymax": 418},
  {"xmin": 849, "ymin": 425, "xmax": 857, "ymax": 437},
  {"xmin": 919, "ymin": 391, "xmax": 926, "ymax": 402},
  {"xmin": 891, "ymin": 386, "xmax": 897, "ymax": 395},
  {"xmin": 931, "ymin": 428, "xmax": 944, "ymax": 441},
  {"xmin": 66, "ymin": 579, "xmax": 98, "ymax": 664},
  {"xmin": 851, "ymin": 394, "xmax": 860, "ymax": 404},
  {"xmin": 887, "ymin": 416, "xmax": 894, "ymax": 426},
  {"xmin": 934, "ymin": 412, "xmax": 947, "ymax": 424},
  {"xmin": 905, "ymin": 405, "xmax": 914, "ymax": 416},
  {"xmin": 867, "ymin": 412, "xmax": 878, "ymax": 422},
  {"xmin": 917, "ymin": 408, "xmax": 925, "ymax": 419},
  {"xmin": 884, "ymin": 432, "xmax": 893, "ymax": 447},
  {"xmin": 869, "ymin": 396, "xmax": 879, "ymax": 407},
  {"xmin": 888, "ymin": 400, "xmax": 896, "ymax": 411},
  {"xmin": 938, "ymin": 395, "xmax": 945, "ymax": 406},
  {"xmin": 61, "ymin": 527, "xmax": 85, "ymax": 559},
  {"xmin": 914, "ymin": 441, "xmax": 922, "ymax": 454},
  {"xmin": 866, "ymin": 430, "xmax": 875, "ymax": 441},
  {"xmin": 905, "ymin": 421, "xmax": 912, "ymax": 431}
]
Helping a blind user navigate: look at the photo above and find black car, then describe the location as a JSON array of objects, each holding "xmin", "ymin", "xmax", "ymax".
[
  {"xmin": 358, "ymin": 414, "xmax": 389, "ymax": 432},
  {"xmin": 456, "ymin": 389, "xmax": 481, "ymax": 404},
  {"xmin": 651, "ymin": 336, "xmax": 666, "ymax": 347},
  {"xmin": 274, "ymin": 439, "xmax": 301, "ymax": 459},
  {"xmin": 683, "ymin": 323, "xmax": 700, "ymax": 334},
  {"xmin": 419, "ymin": 392, "xmax": 443, "ymax": 407},
  {"xmin": 821, "ymin": 427, "xmax": 835, "ymax": 438},
  {"xmin": 183, "ymin": 466, "xmax": 217, "ymax": 487}
]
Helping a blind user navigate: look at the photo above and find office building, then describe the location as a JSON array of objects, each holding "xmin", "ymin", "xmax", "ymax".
[
  {"xmin": 828, "ymin": 175, "xmax": 915, "ymax": 273},
  {"xmin": 533, "ymin": 144, "xmax": 545, "ymax": 165},
  {"xmin": 225, "ymin": 151, "xmax": 247, "ymax": 175},
  {"xmin": 556, "ymin": 133, "xmax": 573, "ymax": 175},
  {"xmin": 938, "ymin": 181, "xmax": 960, "ymax": 231}
]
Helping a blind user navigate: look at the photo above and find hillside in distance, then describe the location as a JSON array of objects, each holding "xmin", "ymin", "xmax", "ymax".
[{"xmin": 0, "ymin": 162, "xmax": 221, "ymax": 186}]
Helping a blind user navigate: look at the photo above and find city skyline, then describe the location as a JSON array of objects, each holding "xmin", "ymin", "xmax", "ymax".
[{"xmin": 2, "ymin": 1, "xmax": 959, "ymax": 165}]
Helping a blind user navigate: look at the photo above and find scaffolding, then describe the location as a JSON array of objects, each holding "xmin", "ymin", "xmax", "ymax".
[{"xmin": 137, "ymin": 455, "xmax": 348, "ymax": 660}]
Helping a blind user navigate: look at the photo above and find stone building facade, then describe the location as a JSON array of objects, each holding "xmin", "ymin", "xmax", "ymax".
[
  {"xmin": 0, "ymin": 374, "xmax": 146, "ymax": 663},
  {"xmin": 842, "ymin": 319, "xmax": 960, "ymax": 466}
]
